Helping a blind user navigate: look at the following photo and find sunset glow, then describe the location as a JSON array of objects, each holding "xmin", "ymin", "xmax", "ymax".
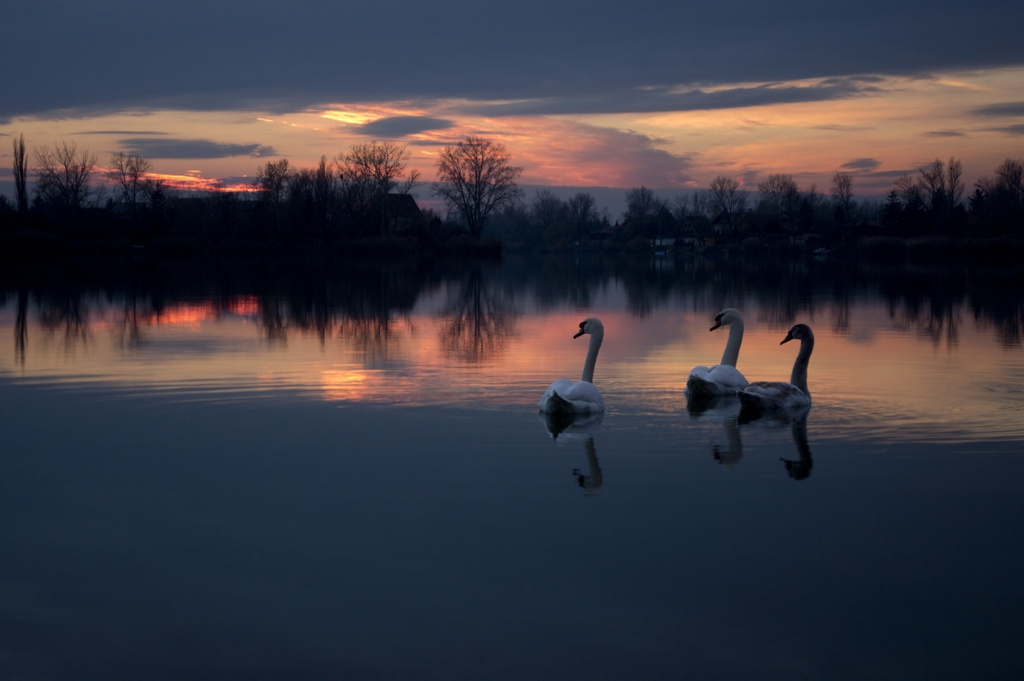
[{"xmin": 3, "ymin": 66, "xmax": 1022, "ymax": 210}]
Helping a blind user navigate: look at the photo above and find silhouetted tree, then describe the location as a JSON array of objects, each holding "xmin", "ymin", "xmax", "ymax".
[
  {"xmin": 995, "ymin": 159, "xmax": 1024, "ymax": 231},
  {"xmin": 13, "ymin": 133, "xmax": 29, "ymax": 215},
  {"xmin": 531, "ymin": 190, "xmax": 564, "ymax": 227},
  {"xmin": 312, "ymin": 155, "xmax": 337, "ymax": 224},
  {"xmin": 109, "ymin": 151, "xmax": 153, "ymax": 225},
  {"xmin": 34, "ymin": 140, "xmax": 96, "ymax": 226},
  {"xmin": 254, "ymin": 158, "xmax": 293, "ymax": 229},
  {"xmin": 624, "ymin": 186, "xmax": 663, "ymax": 238},
  {"xmin": 339, "ymin": 141, "xmax": 418, "ymax": 236},
  {"xmin": 690, "ymin": 190, "xmax": 712, "ymax": 219},
  {"xmin": 709, "ymin": 175, "xmax": 747, "ymax": 236},
  {"xmin": 830, "ymin": 172, "xmax": 855, "ymax": 239},
  {"xmin": 565, "ymin": 192, "xmax": 598, "ymax": 243},
  {"xmin": 758, "ymin": 173, "xmax": 800, "ymax": 230},
  {"xmin": 434, "ymin": 136, "xmax": 523, "ymax": 238},
  {"xmin": 882, "ymin": 190, "xmax": 903, "ymax": 233}
]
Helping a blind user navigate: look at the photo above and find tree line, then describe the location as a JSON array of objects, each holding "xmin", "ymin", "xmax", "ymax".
[
  {"xmin": 491, "ymin": 159, "xmax": 1024, "ymax": 252},
  {"xmin": 1, "ymin": 135, "xmax": 523, "ymax": 254},
  {"xmin": 3, "ymin": 131, "xmax": 1024, "ymax": 257}
]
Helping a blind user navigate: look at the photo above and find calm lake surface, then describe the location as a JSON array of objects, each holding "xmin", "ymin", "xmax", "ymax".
[{"xmin": 1, "ymin": 253, "xmax": 1023, "ymax": 680}]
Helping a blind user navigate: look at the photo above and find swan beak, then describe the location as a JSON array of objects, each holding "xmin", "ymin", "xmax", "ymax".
[
  {"xmin": 573, "ymin": 328, "xmax": 585, "ymax": 339},
  {"xmin": 710, "ymin": 321, "xmax": 723, "ymax": 331},
  {"xmin": 780, "ymin": 330, "xmax": 796, "ymax": 345}
]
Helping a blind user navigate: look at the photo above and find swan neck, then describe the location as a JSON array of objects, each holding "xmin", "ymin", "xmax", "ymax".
[
  {"xmin": 789, "ymin": 334, "xmax": 814, "ymax": 393},
  {"xmin": 581, "ymin": 329, "xmax": 603, "ymax": 383},
  {"xmin": 720, "ymin": 319, "xmax": 744, "ymax": 367}
]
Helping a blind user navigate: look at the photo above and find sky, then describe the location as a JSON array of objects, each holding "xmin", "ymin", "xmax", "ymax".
[{"xmin": 2, "ymin": 0, "xmax": 1024, "ymax": 216}]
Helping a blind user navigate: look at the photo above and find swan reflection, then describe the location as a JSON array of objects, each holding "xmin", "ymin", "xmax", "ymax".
[
  {"xmin": 688, "ymin": 397, "xmax": 813, "ymax": 479},
  {"xmin": 685, "ymin": 395, "xmax": 745, "ymax": 469},
  {"xmin": 573, "ymin": 436, "xmax": 603, "ymax": 496},
  {"xmin": 780, "ymin": 415, "xmax": 813, "ymax": 480},
  {"xmin": 538, "ymin": 411, "xmax": 604, "ymax": 496},
  {"xmin": 713, "ymin": 415, "xmax": 743, "ymax": 470}
]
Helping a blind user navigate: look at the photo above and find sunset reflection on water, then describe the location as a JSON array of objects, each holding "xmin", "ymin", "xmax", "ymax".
[{"xmin": 2, "ymin": 283, "xmax": 1021, "ymax": 443}]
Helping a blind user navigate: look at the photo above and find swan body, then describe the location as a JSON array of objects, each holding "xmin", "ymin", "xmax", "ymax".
[
  {"xmin": 738, "ymin": 324, "xmax": 814, "ymax": 417},
  {"xmin": 686, "ymin": 308, "xmax": 750, "ymax": 398},
  {"xmin": 539, "ymin": 318, "xmax": 605, "ymax": 414}
]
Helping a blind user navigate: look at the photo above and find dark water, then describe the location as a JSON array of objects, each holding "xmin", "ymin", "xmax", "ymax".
[{"xmin": 1, "ymin": 253, "xmax": 1023, "ymax": 680}]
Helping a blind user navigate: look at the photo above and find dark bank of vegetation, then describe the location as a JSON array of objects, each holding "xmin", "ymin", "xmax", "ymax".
[{"xmin": 3, "ymin": 133, "xmax": 1024, "ymax": 265}]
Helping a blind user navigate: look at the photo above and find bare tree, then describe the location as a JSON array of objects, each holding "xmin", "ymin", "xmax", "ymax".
[
  {"xmin": 530, "ymin": 190, "xmax": 565, "ymax": 230},
  {"xmin": 690, "ymin": 190, "xmax": 712, "ymax": 219},
  {"xmin": 340, "ymin": 141, "xmax": 419, "ymax": 236},
  {"xmin": 13, "ymin": 133, "xmax": 29, "ymax": 214},
  {"xmin": 758, "ymin": 173, "xmax": 800, "ymax": 223},
  {"xmin": 256, "ymin": 158, "xmax": 292, "ymax": 204},
  {"xmin": 708, "ymin": 175, "xmax": 747, "ymax": 234},
  {"xmin": 624, "ymin": 186, "xmax": 658, "ymax": 222},
  {"xmin": 255, "ymin": 158, "xmax": 293, "ymax": 227},
  {"xmin": 109, "ymin": 151, "xmax": 153, "ymax": 224},
  {"xmin": 289, "ymin": 155, "xmax": 337, "ymax": 226},
  {"xmin": 946, "ymin": 157, "xmax": 965, "ymax": 207},
  {"xmin": 671, "ymin": 194, "xmax": 691, "ymax": 223},
  {"xmin": 565, "ymin": 192, "xmax": 598, "ymax": 243},
  {"xmin": 434, "ymin": 136, "xmax": 523, "ymax": 238},
  {"xmin": 919, "ymin": 159, "xmax": 948, "ymax": 210},
  {"xmin": 830, "ymin": 172, "xmax": 855, "ymax": 221},
  {"xmin": 313, "ymin": 155, "xmax": 336, "ymax": 219},
  {"xmin": 34, "ymin": 140, "xmax": 97, "ymax": 224},
  {"xmin": 995, "ymin": 158, "xmax": 1024, "ymax": 214},
  {"xmin": 624, "ymin": 185, "xmax": 668, "ymax": 239},
  {"xmin": 894, "ymin": 174, "xmax": 924, "ymax": 207}
]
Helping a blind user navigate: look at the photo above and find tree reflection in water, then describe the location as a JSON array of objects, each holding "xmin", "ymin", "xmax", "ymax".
[
  {"xmin": 437, "ymin": 266, "xmax": 519, "ymax": 362},
  {"xmin": 3, "ymin": 252, "xmax": 1023, "ymax": 363}
]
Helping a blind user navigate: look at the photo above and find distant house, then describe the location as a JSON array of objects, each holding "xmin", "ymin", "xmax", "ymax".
[{"xmin": 386, "ymin": 193, "xmax": 424, "ymax": 233}]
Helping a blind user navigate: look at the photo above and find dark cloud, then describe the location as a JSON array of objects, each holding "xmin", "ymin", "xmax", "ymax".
[
  {"xmin": 970, "ymin": 102, "xmax": 1024, "ymax": 116},
  {"xmin": 995, "ymin": 124, "xmax": 1024, "ymax": 135},
  {"xmin": 354, "ymin": 116, "xmax": 455, "ymax": 137},
  {"xmin": 841, "ymin": 158, "xmax": 881, "ymax": 171},
  {"xmin": 120, "ymin": 138, "xmax": 276, "ymax": 159},
  {"xmin": 2, "ymin": 1, "xmax": 1023, "ymax": 120},
  {"xmin": 460, "ymin": 78, "xmax": 877, "ymax": 117},
  {"xmin": 79, "ymin": 130, "xmax": 170, "ymax": 136},
  {"xmin": 924, "ymin": 130, "xmax": 966, "ymax": 137}
]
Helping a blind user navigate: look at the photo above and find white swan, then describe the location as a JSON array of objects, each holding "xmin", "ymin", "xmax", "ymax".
[
  {"xmin": 738, "ymin": 323, "xmax": 814, "ymax": 416},
  {"xmin": 685, "ymin": 308, "xmax": 750, "ymax": 398},
  {"xmin": 539, "ymin": 317, "xmax": 605, "ymax": 414}
]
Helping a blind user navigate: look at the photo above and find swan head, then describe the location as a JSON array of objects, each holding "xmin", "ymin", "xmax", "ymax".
[
  {"xmin": 573, "ymin": 317, "xmax": 604, "ymax": 339},
  {"xmin": 710, "ymin": 308, "xmax": 743, "ymax": 332},
  {"xmin": 781, "ymin": 323, "xmax": 814, "ymax": 345}
]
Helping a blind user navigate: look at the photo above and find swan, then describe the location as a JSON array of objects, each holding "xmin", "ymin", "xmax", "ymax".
[
  {"xmin": 539, "ymin": 317, "xmax": 605, "ymax": 414},
  {"xmin": 685, "ymin": 308, "xmax": 750, "ymax": 398},
  {"xmin": 738, "ymin": 323, "xmax": 814, "ymax": 417}
]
